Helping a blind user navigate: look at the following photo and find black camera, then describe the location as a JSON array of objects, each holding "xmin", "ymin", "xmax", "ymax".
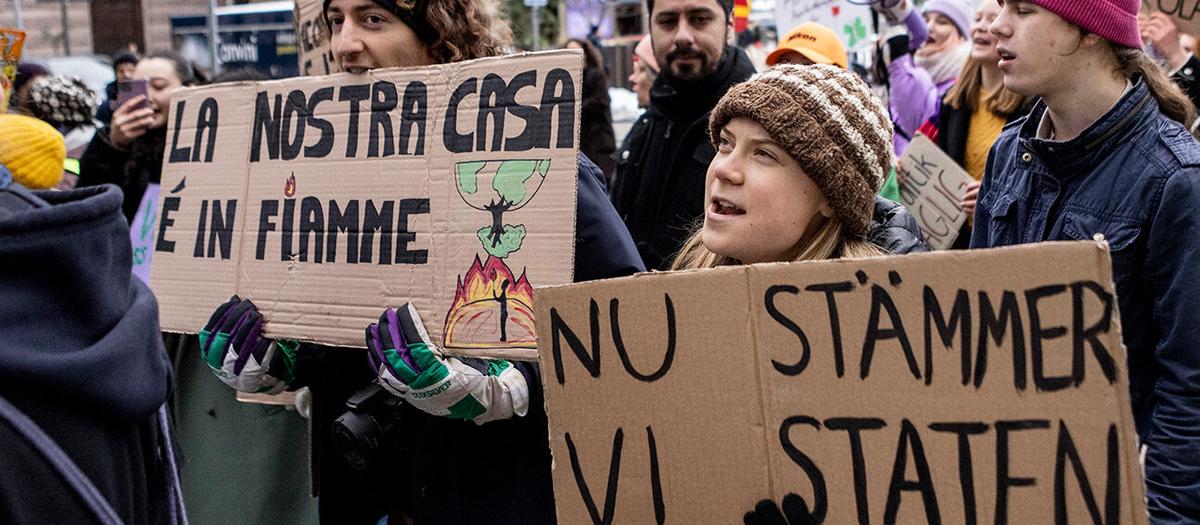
[{"xmin": 332, "ymin": 383, "xmax": 411, "ymax": 470}]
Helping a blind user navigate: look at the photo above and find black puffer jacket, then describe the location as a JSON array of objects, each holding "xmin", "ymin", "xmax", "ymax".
[{"xmin": 867, "ymin": 196, "xmax": 928, "ymax": 255}]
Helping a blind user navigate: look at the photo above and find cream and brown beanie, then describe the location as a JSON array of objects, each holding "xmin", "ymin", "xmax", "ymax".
[{"xmin": 708, "ymin": 64, "xmax": 893, "ymax": 236}]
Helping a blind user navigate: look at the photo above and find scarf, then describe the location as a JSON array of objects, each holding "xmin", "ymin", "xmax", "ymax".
[{"xmin": 916, "ymin": 42, "xmax": 970, "ymax": 85}]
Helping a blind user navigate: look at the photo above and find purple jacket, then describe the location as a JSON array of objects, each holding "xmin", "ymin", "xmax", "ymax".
[{"xmin": 888, "ymin": 9, "xmax": 949, "ymax": 156}]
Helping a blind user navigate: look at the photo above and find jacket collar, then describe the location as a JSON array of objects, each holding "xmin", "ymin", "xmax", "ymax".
[
  {"xmin": 1018, "ymin": 78, "xmax": 1157, "ymax": 176},
  {"xmin": 648, "ymin": 46, "xmax": 756, "ymax": 123}
]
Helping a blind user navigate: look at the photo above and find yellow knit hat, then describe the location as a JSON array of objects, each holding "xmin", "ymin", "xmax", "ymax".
[{"xmin": 0, "ymin": 114, "xmax": 66, "ymax": 189}]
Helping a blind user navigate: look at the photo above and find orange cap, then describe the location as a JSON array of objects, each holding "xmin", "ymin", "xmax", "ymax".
[{"xmin": 766, "ymin": 22, "xmax": 849, "ymax": 70}]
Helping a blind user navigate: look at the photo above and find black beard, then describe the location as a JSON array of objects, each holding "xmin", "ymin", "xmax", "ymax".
[{"xmin": 663, "ymin": 47, "xmax": 713, "ymax": 83}]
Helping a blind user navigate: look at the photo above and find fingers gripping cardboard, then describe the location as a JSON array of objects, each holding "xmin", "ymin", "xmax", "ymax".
[
  {"xmin": 535, "ymin": 242, "xmax": 1147, "ymax": 524},
  {"xmin": 150, "ymin": 51, "xmax": 581, "ymax": 361}
]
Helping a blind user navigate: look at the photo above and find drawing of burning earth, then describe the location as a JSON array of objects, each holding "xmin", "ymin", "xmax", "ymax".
[{"xmin": 444, "ymin": 159, "xmax": 550, "ymax": 350}]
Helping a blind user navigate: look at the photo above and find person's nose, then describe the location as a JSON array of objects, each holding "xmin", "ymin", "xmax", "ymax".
[{"xmin": 333, "ymin": 21, "xmax": 366, "ymax": 62}]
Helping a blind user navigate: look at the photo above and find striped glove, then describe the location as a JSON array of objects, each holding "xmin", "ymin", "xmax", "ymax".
[
  {"xmin": 365, "ymin": 303, "xmax": 529, "ymax": 425},
  {"xmin": 199, "ymin": 296, "xmax": 298, "ymax": 394}
]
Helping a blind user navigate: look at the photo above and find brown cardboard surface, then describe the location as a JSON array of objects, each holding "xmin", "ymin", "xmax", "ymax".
[
  {"xmin": 536, "ymin": 242, "xmax": 1147, "ymax": 524},
  {"xmin": 1142, "ymin": 0, "xmax": 1200, "ymax": 36},
  {"xmin": 898, "ymin": 134, "xmax": 975, "ymax": 250},
  {"xmin": 294, "ymin": 0, "xmax": 335, "ymax": 76},
  {"xmin": 237, "ymin": 390, "xmax": 299, "ymax": 406},
  {"xmin": 150, "ymin": 50, "xmax": 582, "ymax": 361}
]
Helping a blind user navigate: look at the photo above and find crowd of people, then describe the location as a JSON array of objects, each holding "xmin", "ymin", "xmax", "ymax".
[{"xmin": 1, "ymin": 0, "xmax": 1198, "ymax": 523}]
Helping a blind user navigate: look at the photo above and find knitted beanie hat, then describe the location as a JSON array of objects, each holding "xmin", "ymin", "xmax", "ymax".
[
  {"xmin": 709, "ymin": 64, "xmax": 893, "ymax": 236},
  {"xmin": 1029, "ymin": 0, "xmax": 1141, "ymax": 49},
  {"xmin": 28, "ymin": 75, "xmax": 100, "ymax": 126},
  {"xmin": 924, "ymin": 0, "xmax": 975, "ymax": 38},
  {"xmin": 0, "ymin": 114, "xmax": 66, "ymax": 190}
]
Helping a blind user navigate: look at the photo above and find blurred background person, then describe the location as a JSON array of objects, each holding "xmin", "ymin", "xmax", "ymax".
[
  {"xmin": 873, "ymin": 0, "xmax": 975, "ymax": 155},
  {"xmin": 766, "ymin": 21, "xmax": 848, "ymax": 68},
  {"xmin": 925, "ymin": 0, "xmax": 1029, "ymax": 248},
  {"xmin": 565, "ymin": 38, "xmax": 617, "ymax": 180},
  {"xmin": 78, "ymin": 50, "xmax": 200, "ymax": 223},
  {"xmin": 96, "ymin": 50, "xmax": 140, "ymax": 126},
  {"xmin": 8, "ymin": 62, "xmax": 48, "ymax": 114},
  {"xmin": 1140, "ymin": 11, "xmax": 1200, "ymax": 118},
  {"xmin": 628, "ymin": 34, "xmax": 659, "ymax": 109},
  {"xmin": 24, "ymin": 75, "xmax": 101, "ymax": 190}
]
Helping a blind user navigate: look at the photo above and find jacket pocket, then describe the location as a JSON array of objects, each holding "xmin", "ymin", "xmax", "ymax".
[
  {"xmin": 983, "ymin": 193, "xmax": 1020, "ymax": 246},
  {"xmin": 1062, "ymin": 209, "xmax": 1142, "ymax": 288}
]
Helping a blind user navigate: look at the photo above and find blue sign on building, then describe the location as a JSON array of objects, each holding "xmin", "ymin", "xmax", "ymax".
[{"xmin": 171, "ymin": 0, "xmax": 299, "ymax": 79}]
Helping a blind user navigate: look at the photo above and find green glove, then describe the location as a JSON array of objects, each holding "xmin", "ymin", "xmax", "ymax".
[
  {"xmin": 365, "ymin": 303, "xmax": 528, "ymax": 424},
  {"xmin": 199, "ymin": 296, "xmax": 298, "ymax": 394}
]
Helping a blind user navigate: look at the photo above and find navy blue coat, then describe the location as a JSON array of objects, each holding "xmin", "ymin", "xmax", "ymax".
[{"xmin": 971, "ymin": 80, "xmax": 1200, "ymax": 523}]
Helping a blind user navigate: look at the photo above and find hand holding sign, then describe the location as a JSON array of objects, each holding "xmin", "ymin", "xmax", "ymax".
[
  {"xmin": 365, "ymin": 303, "xmax": 529, "ymax": 424},
  {"xmin": 1141, "ymin": 0, "xmax": 1200, "ymax": 45},
  {"xmin": 1139, "ymin": 11, "xmax": 1188, "ymax": 70},
  {"xmin": 199, "ymin": 296, "xmax": 298, "ymax": 394},
  {"xmin": 743, "ymin": 494, "xmax": 818, "ymax": 525}
]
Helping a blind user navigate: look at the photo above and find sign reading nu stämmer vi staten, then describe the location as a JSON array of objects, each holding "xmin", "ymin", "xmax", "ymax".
[{"xmin": 537, "ymin": 242, "xmax": 1147, "ymax": 524}]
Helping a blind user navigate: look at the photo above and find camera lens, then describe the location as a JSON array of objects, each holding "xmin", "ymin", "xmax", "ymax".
[{"xmin": 332, "ymin": 411, "xmax": 385, "ymax": 470}]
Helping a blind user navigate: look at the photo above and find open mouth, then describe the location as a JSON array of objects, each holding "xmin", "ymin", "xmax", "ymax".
[
  {"xmin": 711, "ymin": 197, "xmax": 745, "ymax": 216},
  {"xmin": 997, "ymin": 48, "xmax": 1016, "ymax": 61},
  {"xmin": 343, "ymin": 65, "xmax": 370, "ymax": 74}
]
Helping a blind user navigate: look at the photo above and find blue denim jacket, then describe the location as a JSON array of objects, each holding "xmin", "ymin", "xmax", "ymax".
[{"xmin": 972, "ymin": 80, "xmax": 1200, "ymax": 523}]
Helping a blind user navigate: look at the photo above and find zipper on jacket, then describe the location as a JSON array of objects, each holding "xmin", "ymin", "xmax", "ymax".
[
  {"xmin": 664, "ymin": 121, "xmax": 673, "ymax": 139},
  {"xmin": 1085, "ymin": 93, "xmax": 1150, "ymax": 150}
]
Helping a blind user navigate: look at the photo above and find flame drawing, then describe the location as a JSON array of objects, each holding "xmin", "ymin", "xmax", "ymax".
[
  {"xmin": 284, "ymin": 173, "xmax": 296, "ymax": 197},
  {"xmin": 443, "ymin": 255, "xmax": 537, "ymax": 349}
]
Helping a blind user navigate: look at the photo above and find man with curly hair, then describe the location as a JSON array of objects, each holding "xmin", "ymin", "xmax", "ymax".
[{"xmin": 201, "ymin": 0, "xmax": 643, "ymax": 523}]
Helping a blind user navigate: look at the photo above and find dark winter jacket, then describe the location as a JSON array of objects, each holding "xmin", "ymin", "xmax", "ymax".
[
  {"xmin": 1171, "ymin": 54, "xmax": 1200, "ymax": 114},
  {"xmin": 284, "ymin": 153, "xmax": 643, "ymax": 524},
  {"xmin": 0, "ymin": 183, "xmax": 181, "ymax": 525},
  {"xmin": 78, "ymin": 126, "xmax": 166, "ymax": 223},
  {"xmin": 580, "ymin": 65, "xmax": 616, "ymax": 181},
  {"xmin": 971, "ymin": 80, "xmax": 1200, "ymax": 523},
  {"xmin": 611, "ymin": 46, "xmax": 757, "ymax": 270},
  {"xmin": 867, "ymin": 196, "xmax": 928, "ymax": 255}
]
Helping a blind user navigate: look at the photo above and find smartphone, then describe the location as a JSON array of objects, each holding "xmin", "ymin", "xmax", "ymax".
[{"xmin": 113, "ymin": 79, "xmax": 149, "ymax": 111}]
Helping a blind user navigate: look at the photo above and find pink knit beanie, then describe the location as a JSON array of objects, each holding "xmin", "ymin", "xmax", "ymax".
[{"xmin": 1030, "ymin": 0, "xmax": 1141, "ymax": 49}]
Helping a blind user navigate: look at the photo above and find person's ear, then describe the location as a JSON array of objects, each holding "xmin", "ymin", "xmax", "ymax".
[
  {"xmin": 1080, "ymin": 32, "xmax": 1106, "ymax": 50},
  {"xmin": 818, "ymin": 198, "xmax": 835, "ymax": 219}
]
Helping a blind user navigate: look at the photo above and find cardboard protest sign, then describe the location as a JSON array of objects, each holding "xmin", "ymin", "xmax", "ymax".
[
  {"xmin": 131, "ymin": 183, "xmax": 162, "ymax": 284},
  {"xmin": 898, "ymin": 134, "xmax": 975, "ymax": 250},
  {"xmin": 150, "ymin": 50, "xmax": 582, "ymax": 361},
  {"xmin": 294, "ymin": 0, "xmax": 335, "ymax": 76},
  {"xmin": 537, "ymin": 242, "xmax": 1147, "ymax": 524},
  {"xmin": 1142, "ymin": 0, "xmax": 1200, "ymax": 37}
]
